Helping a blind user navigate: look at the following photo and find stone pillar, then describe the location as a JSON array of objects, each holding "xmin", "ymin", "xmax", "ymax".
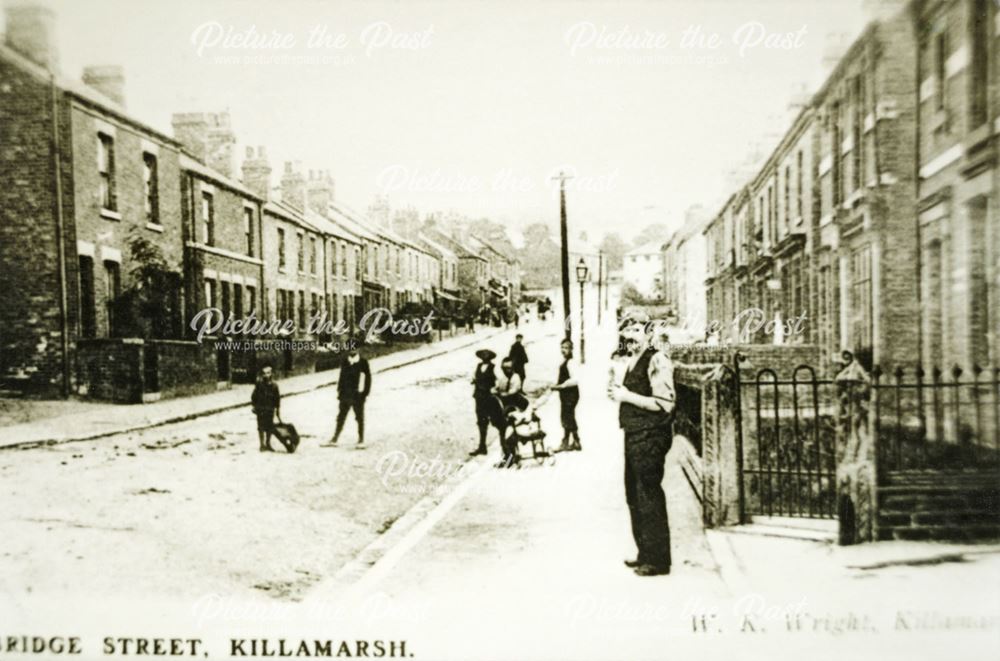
[
  {"xmin": 700, "ymin": 364, "xmax": 743, "ymax": 527},
  {"xmin": 834, "ymin": 358, "xmax": 877, "ymax": 544}
]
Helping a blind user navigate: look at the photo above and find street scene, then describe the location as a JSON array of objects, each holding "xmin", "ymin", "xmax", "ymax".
[{"xmin": 1, "ymin": 0, "xmax": 999, "ymax": 659}]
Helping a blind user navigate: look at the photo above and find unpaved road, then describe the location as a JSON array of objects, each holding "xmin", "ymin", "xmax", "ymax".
[{"xmin": 0, "ymin": 322, "xmax": 560, "ymax": 602}]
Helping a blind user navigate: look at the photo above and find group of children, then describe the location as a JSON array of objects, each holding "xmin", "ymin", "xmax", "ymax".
[
  {"xmin": 469, "ymin": 335, "xmax": 582, "ymax": 466},
  {"xmin": 250, "ymin": 334, "xmax": 583, "ymax": 460}
]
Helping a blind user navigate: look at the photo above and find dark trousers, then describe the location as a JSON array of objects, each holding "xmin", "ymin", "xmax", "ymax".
[
  {"xmin": 335, "ymin": 397, "xmax": 365, "ymax": 442},
  {"xmin": 475, "ymin": 395, "xmax": 516, "ymax": 462},
  {"xmin": 624, "ymin": 426, "xmax": 672, "ymax": 569},
  {"xmin": 474, "ymin": 395, "xmax": 500, "ymax": 449}
]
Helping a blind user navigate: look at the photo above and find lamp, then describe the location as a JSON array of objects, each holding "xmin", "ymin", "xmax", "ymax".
[{"xmin": 575, "ymin": 258, "xmax": 588, "ymax": 363}]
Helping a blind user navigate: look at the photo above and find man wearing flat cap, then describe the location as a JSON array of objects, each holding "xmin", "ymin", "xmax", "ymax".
[{"xmin": 608, "ymin": 312, "xmax": 675, "ymax": 576}]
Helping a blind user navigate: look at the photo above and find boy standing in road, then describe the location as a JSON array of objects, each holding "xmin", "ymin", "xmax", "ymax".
[
  {"xmin": 552, "ymin": 338, "xmax": 581, "ymax": 452},
  {"xmin": 328, "ymin": 347, "xmax": 372, "ymax": 448},
  {"xmin": 251, "ymin": 365, "xmax": 281, "ymax": 452}
]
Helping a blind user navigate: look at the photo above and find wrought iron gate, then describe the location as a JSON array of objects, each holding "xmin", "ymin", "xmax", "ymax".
[{"xmin": 736, "ymin": 362, "xmax": 838, "ymax": 519}]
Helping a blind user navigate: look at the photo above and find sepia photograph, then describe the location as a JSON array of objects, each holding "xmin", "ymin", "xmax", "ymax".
[{"xmin": 0, "ymin": 0, "xmax": 998, "ymax": 658}]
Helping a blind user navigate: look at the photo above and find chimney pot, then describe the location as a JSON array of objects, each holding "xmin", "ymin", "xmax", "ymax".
[
  {"xmin": 171, "ymin": 109, "xmax": 235, "ymax": 177},
  {"xmin": 241, "ymin": 142, "xmax": 271, "ymax": 201},
  {"xmin": 4, "ymin": 2, "xmax": 58, "ymax": 71},
  {"xmin": 82, "ymin": 65, "xmax": 126, "ymax": 107},
  {"xmin": 280, "ymin": 161, "xmax": 305, "ymax": 210}
]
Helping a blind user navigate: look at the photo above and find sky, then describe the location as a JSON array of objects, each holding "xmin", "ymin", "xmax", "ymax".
[{"xmin": 17, "ymin": 0, "xmax": 876, "ymax": 243}]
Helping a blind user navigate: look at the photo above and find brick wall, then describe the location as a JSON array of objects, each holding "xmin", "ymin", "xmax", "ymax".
[
  {"xmin": 76, "ymin": 338, "xmax": 221, "ymax": 402},
  {"xmin": 76, "ymin": 338, "xmax": 143, "ymax": 402},
  {"xmin": 870, "ymin": 11, "xmax": 921, "ymax": 369},
  {"xmin": 150, "ymin": 339, "xmax": 220, "ymax": 398},
  {"xmin": 0, "ymin": 57, "xmax": 74, "ymax": 396}
]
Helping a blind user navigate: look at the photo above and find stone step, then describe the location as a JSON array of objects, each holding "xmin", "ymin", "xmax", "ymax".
[
  {"xmin": 751, "ymin": 515, "xmax": 839, "ymax": 533},
  {"xmin": 878, "ymin": 509, "xmax": 1000, "ymax": 528},
  {"xmin": 881, "ymin": 491, "xmax": 999, "ymax": 510},
  {"xmin": 726, "ymin": 516, "xmax": 838, "ymax": 543},
  {"xmin": 885, "ymin": 524, "xmax": 1000, "ymax": 542},
  {"xmin": 878, "ymin": 482, "xmax": 1000, "ymax": 495},
  {"xmin": 883, "ymin": 470, "xmax": 1000, "ymax": 487}
]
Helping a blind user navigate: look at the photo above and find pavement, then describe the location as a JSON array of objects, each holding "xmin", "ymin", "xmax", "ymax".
[
  {"xmin": 0, "ymin": 324, "xmax": 507, "ymax": 449},
  {"xmin": 294, "ymin": 316, "xmax": 1000, "ymax": 661}
]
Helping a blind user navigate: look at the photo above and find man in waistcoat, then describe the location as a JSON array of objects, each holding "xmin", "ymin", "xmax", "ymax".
[{"xmin": 608, "ymin": 313, "xmax": 675, "ymax": 577}]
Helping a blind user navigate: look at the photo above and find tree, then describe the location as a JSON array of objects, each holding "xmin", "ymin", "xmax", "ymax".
[
  {"xmin": 632, "ymin": 223, "xmax": 672, "ymax": 250},
  {"xmin": 620, "ymin": 282, "xmax": 665, "ymax": 306},
  {"xmin": 518, "ymin": 222, "xmax": 560, "ymax": 289},
  {"xmin": 112, "ymin": 231, "xmax": 183, "ymax": 339},
  {"xmin": 598, "ymin": 232, "xmax": 628, "ymax": 271}
]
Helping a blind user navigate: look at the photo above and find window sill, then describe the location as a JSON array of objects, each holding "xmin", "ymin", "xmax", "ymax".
[
  {"xmin": 100, "ymin": 208, "xmax": 122, "ymax": 221},
  {"xmin": 145, "ymin": 223, "xmax": 164, "ymax": 233}
]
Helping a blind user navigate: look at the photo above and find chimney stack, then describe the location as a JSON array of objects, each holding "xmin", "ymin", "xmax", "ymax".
[
  {"xmin": 241, "ymin": 146, "xmax": 271, "ymax": 201},
  {"xmin": 171, "ymin": 111, "xmax": 236, "ymax": 177},
  {"xmin": 821, "ymin": 32, "xmax": 852, "ymax": 73},
  {"xmin": 4, "ymin": 2, "xmax": 58, "ymax": 71},
  {"xmin": 82, "ymin": 65, "xmax": 125, "ymax": 107},
  {"xmin": 861, "ymin": 0, "xmax": 907, "ymax": 21},
  {"xmin": 786, "ymin": 81, "xmax": 811, "ymax": 115},
  {"xmin": 280, "ymin": 161, "xmax": 305, "ymax": 211},
  {"xmin": 306, "ymin": 169, "xmax": 334, "ymax": 215}
]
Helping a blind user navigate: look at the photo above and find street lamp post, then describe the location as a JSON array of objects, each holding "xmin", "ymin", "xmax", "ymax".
[{"xmin": 576, "ymin": 258, "xmax": 589, "ymax": 364}]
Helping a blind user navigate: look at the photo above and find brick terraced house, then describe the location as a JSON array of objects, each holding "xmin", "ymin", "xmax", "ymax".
[
  {"xmin": 0, "ymin": 4, "xmax": 191, "ymax": 399},
  {"xmin": 0, "ymin": 4, "xmax": 522, "ymax": 401},
  {"xmin": 705, "ymin": 8, "xmax": 924, "ymax": 372},
  {"xmin": 912, "ymin": 0, "xmax": 998, "ymax": 370}
]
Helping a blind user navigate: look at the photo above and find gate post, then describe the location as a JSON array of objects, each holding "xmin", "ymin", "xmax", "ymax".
[
  {"xmin": 701, "ymin": 360, "xmax": 743, "ymax": 527},
  {"xmin": 834, "ymin": 355, "xmax": 877, "ymax": 544}
]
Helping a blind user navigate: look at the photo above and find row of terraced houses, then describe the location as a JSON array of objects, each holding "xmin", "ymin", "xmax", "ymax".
[
  {"xmin": 701, "ymin": 0, "xmax": 997, "ymax": 375},
  {"xmin": 0, "ymin": 3, "xmax": 520, "ymax": 401}
]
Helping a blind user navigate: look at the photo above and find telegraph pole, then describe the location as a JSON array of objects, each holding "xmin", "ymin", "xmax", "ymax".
[
  {"xmin": 552, "ymin": 171, "xmax": 573, "ymax": 341},
  {"xmin": 597, "ymin": 251, "xmax": 603, "ymax": 326}
]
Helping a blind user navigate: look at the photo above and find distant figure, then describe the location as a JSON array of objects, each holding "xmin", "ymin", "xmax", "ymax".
[
  {"xmin": 552, "ymin": 338, "xmax": 581, "ymax": 452},
  {"xmin": 251, "ymin": 365, "xmax": 281, "ymax": 452},
  {"xmin": 507, "ymin": 333, "xmax": 528, "ymax": 383},
  {"xmin": 328, "ymin": 347, "xmax": 371, "ymax": 448}
]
